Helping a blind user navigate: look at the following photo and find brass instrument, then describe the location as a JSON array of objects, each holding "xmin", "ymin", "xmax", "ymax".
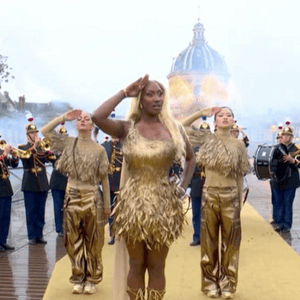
[
  {"xmin": 37, "ymin": 137, "xmax": 51, "ymax": 152},
  {"xmin": 290, "ymin": 145, "xmax": 300, "ymax": 160},
  {"xmin": 0, "ymin": 139, "xmax": 31, "ymax": 159},
  {"xmin": 108, "ymin": 142, "xmax": 123, "ymax": 174}
]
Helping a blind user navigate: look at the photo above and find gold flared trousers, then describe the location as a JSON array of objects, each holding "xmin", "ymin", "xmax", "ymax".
[
  {"xmin": 64, "ymin": 187, "xmax": 104, "ymax": 284},
  {"xmin": 201, "ymin": 186, "xmax": 241, "ymax": 294}
]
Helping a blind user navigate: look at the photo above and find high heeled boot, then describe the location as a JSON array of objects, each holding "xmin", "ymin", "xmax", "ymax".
[
  {"xmin": 126, "ymin": 287, "xmax": 145, "ymax": 300},
  {"xmin": 147, "ymin": 287, "xmax": 166, "ymax": 300}
]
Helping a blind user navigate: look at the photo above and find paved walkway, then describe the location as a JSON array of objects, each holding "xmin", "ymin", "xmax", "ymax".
[
  {"xmin": 0, "ymin": 172, "xmax": 299, "ymax": 299},
  {"xmin": 246, "ymin": 173, "xmax": 300, "ymax": 255}
]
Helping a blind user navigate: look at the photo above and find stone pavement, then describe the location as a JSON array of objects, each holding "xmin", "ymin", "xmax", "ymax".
[{"xmin": 246, "ymin": 173, "xmax": 300, "ymax": 255}]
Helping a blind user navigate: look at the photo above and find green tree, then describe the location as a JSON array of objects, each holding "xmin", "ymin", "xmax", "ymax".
[{"xmin": 0, "ymin": 51, "xmax": 14, "ymax": 89}]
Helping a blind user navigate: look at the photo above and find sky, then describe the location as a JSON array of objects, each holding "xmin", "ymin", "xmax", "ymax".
[{"xmin": 1, "ymin": 0, "xmax": 300, "ymax": 121}]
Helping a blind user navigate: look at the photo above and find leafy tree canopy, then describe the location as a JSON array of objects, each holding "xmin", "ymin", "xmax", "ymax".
[{"xmin": 0, "ymin": 51, "xmax": 14, "ymax": 89}]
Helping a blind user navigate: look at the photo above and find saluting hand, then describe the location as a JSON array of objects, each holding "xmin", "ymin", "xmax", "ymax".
[
  {"xmin": 65, "ymin": 109, "xmax": 82, "ymax": 121},
  {"xmin": 211, "ymin": 106, "xmax": 222, "ymax": 116},
  {"xmin": 124, "ymin": 74, "xmax": 149, "ymax": 97}
]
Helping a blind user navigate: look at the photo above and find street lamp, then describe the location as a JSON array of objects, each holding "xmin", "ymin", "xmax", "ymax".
[{"xmin": 271, "ymin": 125, "xmax": 277, "ymax": 144}]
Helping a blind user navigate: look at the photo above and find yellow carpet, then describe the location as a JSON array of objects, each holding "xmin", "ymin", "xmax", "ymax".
[{"xmin": 43, "ymin": 203, "xmax": 300, "ymax": 300}]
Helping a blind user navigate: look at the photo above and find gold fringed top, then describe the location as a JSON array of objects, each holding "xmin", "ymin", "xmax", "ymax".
[
  {"xmin": 187, "ymin": 129, "xmax": 250, "ymax": 179},
  {"xmin": 41, "ymin": 115, "xmax": 109, "ymax": 186}
]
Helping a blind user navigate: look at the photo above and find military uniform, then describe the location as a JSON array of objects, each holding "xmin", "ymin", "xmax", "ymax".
[
  {"xmin": 189, "ymin": 121, "xmax": 209, "ymax": 246},
  {"xmin": 272, "ymin": 140, "xmax": 300, "ymax": 232},
  {"xmin": 0, "ymin": 148, "xmax": 19, "ymax": 250},
  {"xmin": 101, "ymin": 139, "xmax": 122, "ymax": 242},
  {"xmin": 50, "ymin": 155, "xmax": 68, "ymax": 234},
  {"xmin": 19, "ymin": 123, "xmax": 56, "ymax": 243}
]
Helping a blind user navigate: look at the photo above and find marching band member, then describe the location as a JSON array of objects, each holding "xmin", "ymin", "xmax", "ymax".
[
  {"xmin": 19, "ymin": 123, "xmax": 55, "ymax": 245},
  {"xmin": 270, "ymin": 130, "xmax": 283, "ymax": 227},
  {"xmin": 50, "ymin": 125, "xmax": 68, "ymax": 237},
  {"xmin": 0, "ymin": 138, "xmax": 19, "ymax": 252},
  {"xmin": 101, "ymin": 135, "xmax": 123, "ymax": 245},
  {"xmin": 41, "ymin": 110, "xmax": 110, "ymax": 295},
  {"xmin": 189, "ymin": 119, "xmax": 210, "ymax": 247},
  {"xmin": 181, "ymin": 106, "xmax": 250, "ymax": 299},
  {"xmin": 230, "ymin": 123, "xmax": 249, "ymax": 148},
  {"xmin": 272, "ymin": 124, "xmax": 300, "ymax": 233}
]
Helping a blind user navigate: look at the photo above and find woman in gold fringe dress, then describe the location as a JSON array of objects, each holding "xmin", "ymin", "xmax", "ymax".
[
  {"xmin": 181, "ymin": 107, "xmax": 250, "ymax": 299},
  {"xmin": 41, "ymin": 110, "xmax": 110, "ymax": 295},
  {"xmin": 92, "ymin": 75, "xmax": 195, "ymax": 300}
]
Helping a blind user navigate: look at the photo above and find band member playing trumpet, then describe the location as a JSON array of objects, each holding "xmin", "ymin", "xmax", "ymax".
[
  {"xmin": 272, "ymin": 124, "xmax": 300, "ymax": 233},
  {"xmin": 41, "ymin": 110, "xmax": 110, "ymax": 295},
  {"xmin": 18, "ymin": 122, "xmax": 56, "ymax": 245},
  {"xmin": 0, "ymin": 138, "xmax": 19, "ymax": 252}
]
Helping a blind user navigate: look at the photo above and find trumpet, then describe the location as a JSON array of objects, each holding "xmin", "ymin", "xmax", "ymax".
[
  {"xmin": 36, "ymin": 137, "xmax": 51, "ymax": 152},
  {"xmin": 0, "ymin": 139, "xmax": 31, "ymax": 159}
]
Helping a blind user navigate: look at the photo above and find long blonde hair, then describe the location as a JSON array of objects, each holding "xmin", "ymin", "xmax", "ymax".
[{"xmin": 126, "ymin": 81, "xmax": 186, "ymax": 161}]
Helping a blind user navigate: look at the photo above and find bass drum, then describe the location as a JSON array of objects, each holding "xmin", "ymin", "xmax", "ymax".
[{"xmin": 253, "ymin": 144, "xmax": 289, "ymax": 181}]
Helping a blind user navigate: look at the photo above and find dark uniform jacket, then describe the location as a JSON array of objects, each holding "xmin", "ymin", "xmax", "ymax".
[
  {"xmin": 0, "ymin": 150, "xmax": 19, "ymax": 197},
  {"xmin": 243, "ymin": 136, "xmax": 250, "ymax": 148},
  {"xmin": 18, "ymin": 143, "xmax": 55, "ymax": 192},
  {"xmin": 102, "ymin": 140, "xmax": 122, "ymax": 192},
  {"xmin": 189, "ymin": 145, "xmax": 205, "ymax": 198},
  {"xmin": 50, "ymin": 155, "xmax": 68, "ymax": 191},
  {"xmin": 272, "ymin": 143, "xmax": 300, "ymax": 190}
]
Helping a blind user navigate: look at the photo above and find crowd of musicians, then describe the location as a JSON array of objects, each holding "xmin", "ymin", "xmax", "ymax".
[{"xmin": 0, "ymin": 75, "xmax": 299, "ymax": 299}]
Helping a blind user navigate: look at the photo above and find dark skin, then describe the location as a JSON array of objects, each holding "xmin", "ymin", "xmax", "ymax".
[{"xmin": 92, "ymin": 75, "xmax": 195, "ymax": 299}]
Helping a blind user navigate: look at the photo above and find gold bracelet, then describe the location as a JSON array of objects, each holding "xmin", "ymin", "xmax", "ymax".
[{"xmin": 122, "ymin": 88, "xmax": 128, "ymax": 98}]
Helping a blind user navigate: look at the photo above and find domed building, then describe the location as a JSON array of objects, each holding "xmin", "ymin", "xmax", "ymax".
[{"xmin": 168, "ymin": 19, "xmax": 230, "ymax": 119}]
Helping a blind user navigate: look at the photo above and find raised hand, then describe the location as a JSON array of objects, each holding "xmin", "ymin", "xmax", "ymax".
[
  {"xmin": 125, "ymin": 74, "xmax": 149, "ymax": 97},
  {"xmin": 65, "ymin": 109, "xmax": 82, "ymax": 121},
  {"xmin": 211, "ymin": 106, "xmax": 222, "ymax": 116}
]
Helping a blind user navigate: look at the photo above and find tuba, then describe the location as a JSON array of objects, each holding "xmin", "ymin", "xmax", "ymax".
[{"xmin": 290, "ymin": 145, "xmax": 300, "ymax": 161}]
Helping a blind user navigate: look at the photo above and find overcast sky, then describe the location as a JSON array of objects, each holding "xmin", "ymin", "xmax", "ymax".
[{"xmin": 0, "ymin": 0, "xmax": 299, "ymax": 118}]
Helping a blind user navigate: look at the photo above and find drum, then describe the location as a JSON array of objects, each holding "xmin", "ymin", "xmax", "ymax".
[{"xmin": 253, "ymin": 144, "xmax": 289, "ymax": 181}]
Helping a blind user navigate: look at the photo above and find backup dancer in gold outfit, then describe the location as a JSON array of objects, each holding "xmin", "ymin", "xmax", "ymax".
[
  {"xmin": 92, "ymin": 75, "xmax": 195, "ymax": 300},
  {"xmin": 41, "ymin": 111, "xmax": 110, "ymax": 295},
  {"xmin": 181, "ymin": 107, "xmax": 250, "ymax": 299}
]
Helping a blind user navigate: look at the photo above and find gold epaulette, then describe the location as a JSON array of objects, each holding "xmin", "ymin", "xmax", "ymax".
[{"xmin": 295, "ymin": 144, "xmax": 300, "ymax": 150}]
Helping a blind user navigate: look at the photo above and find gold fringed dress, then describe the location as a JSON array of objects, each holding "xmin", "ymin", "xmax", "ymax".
[{"xmin": 113, "ymin": 122, "xmax": 185, "ymax": 251}]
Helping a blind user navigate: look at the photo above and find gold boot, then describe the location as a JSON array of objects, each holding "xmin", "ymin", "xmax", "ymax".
[
  {"xmin": 147, "ymin": 287, "xmax": 166, "ymax": 300},
  {"xmin": 126, "ymin": 287, "xmax": 145, "ymax": 300}
]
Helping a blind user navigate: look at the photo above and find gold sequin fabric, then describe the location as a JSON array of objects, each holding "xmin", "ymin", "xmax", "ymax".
[{"xmin": 113, "ymin": 123, "xmax": 185, "ymax": 251}]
